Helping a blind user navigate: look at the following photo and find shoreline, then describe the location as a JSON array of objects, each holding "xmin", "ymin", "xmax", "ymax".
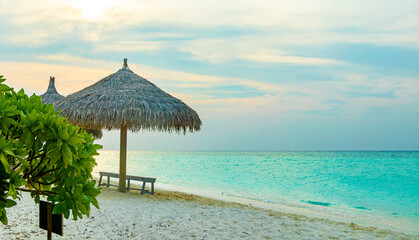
[
  {"xmin": 2, "ymin": 185, "xmax": 418, "ymax": 239},
  {"xmin": 150, "ymin": 182, "xmax": 419, "ymax": 235},
  {"xmin": 93, "ymin": 173, "xmax": 419, "ymax": 235},
  {"xmin": 154, "ymin": 182, "xmax": 419, "ymax": 235},
  {"xmin": 95, "ymin": 176, "xmax": 418, "ymax": 234}
]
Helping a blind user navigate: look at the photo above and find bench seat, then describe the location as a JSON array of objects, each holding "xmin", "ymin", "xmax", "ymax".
[{"xmin": 98, "ymin": 171, "xmax": 156, "ymax": 195}]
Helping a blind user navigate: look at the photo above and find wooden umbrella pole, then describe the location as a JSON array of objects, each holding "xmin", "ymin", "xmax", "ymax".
[{"xmin": 118, "ymin": 125, "xmax": 127, "ymax": 193}]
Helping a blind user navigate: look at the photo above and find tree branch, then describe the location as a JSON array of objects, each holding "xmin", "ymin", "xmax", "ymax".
[
  {"xmin": 25, "ymin": 155, "xmax": 45, "ymax": 177},
  {"xmin": 40, "ymin": 167, "xmax": 59, "ymax": 175},
  {"xmin": 9, "ymin": 125, "xmax": 19, "ymax": 140},
  {"xmin": 32, "ymin": 169, "xmax": 63, "ymax": 186},
  {"xmin": 18, "ymin": 187, "xmax": 57, "ymax": 196},
  {"xmin": 12, "ymin": 163, "xmax": 21, "ymax": 171}
]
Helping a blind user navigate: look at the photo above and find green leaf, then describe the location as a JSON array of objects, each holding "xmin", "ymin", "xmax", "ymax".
[
  {"xmin": 3, "ymin": 149, "xmax": 14, "ymax": 156},
  {"xmin": 20, "ymin": 114, "xmax": 30, "ymax": 127},
  {"xmin": 91, "ymin": 197, "xmax": 99, "ymax": 209},
  {"xmin": 66, "ymin": 137, "xmax": 86, "ymax": 146},
  {"xmin": 76, "ymin": 202, "xmax": 87, "ymax": 214},
  {"xmin": 0, "ymin": 153, "xmax": 11, "ymax": 174},
  {"xmin": 72, "ymin": 208, "xmax": 78, "ymax": 221},
  {"xmin": 27, "ymin": 109, "xmax": 38, "ymax": 124},
  {"xmin": 5, "ymin": 199, "xmax": 17, "ymax": 208},
  {"xmin": 52, "ymin": 203, "xmax": 63, "ymax": 214},
  {"xmin": 7, "ymin": 183, "xmax": 16, "ymax": 198},
  {"xmin": 34, "ymin": 195, "xmax": 40, "ymax": 203},
  {"xmin": 24, "ymin": 131, "xmax": 34, "ymax": 148},
  {"xmin": 62, "ymin": 143, "xmax": 73, "ymax": 167},
  {"xmin": 0, "ymin": 84, "xmax": 12, "ymax": 92},
  {"xmin": 63, "ymin": 207, "xmax": 70, "ymax": 219},
  {"xmin": 2, "ymin": 117, "xmax": 17, "ymax": 126},
  {"xmin": 31, "ymin": 122, "xmax": 43, "ymax": 132},
  {"xmin": 58, "ymin": 127, "xmax": 69, "ymax": 140},
  {"xmin": 49, "ymin": 148, "xmax": 62, "ymax": 164},
  {"xmin": 0, "ymin": 210, "xmax": 8, "ymax": 225},
  {"xmin": 0, "ymin": 138, "xmax": 6, "ymax": 148}
]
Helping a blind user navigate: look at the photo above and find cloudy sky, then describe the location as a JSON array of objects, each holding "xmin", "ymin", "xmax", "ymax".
[{"xmin": 1, "ymin": 0, "xmax": 418, "ymax": 150}]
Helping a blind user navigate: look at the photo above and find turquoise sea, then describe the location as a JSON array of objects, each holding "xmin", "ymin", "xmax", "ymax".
[{"xmin": 94, "ymin": 151, "xmax": 419, "ymax": 233}]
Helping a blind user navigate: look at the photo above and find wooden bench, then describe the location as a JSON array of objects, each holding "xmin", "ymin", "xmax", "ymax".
[{"xmin": 98, "ymin": 171, "xmax": 156, "ymax": 195}]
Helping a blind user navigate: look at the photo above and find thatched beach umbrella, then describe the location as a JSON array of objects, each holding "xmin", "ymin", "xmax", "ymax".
[
  {"xmin": 55, "ymin": 59, "xmax": 201, "ymax": 192},
  {"xmin": 41, "ymin": 76, "xmax": 64, "ymax": 104}
]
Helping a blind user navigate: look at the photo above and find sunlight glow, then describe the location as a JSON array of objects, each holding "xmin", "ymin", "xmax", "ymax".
[{"xmin": 63, "ymin": 0, "xmax": 116, "ymax": 20}]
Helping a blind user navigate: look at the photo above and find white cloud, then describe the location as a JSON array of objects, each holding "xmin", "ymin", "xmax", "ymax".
[
  {"xmin": 0, "ymin": 0, "xmax": 81, "ymax": 46},
  {"xmin": 37, "ymin": 53, "xmax": 106, "ymax": 66},
  {"xmin": 2, "ymin": 58, "xmax": 418, "ymax": 124},
  {"xmin": 92, "ymin": 41, "xmax": 163, "ymax": 52},
  {"xmin": 177, "ymin": 36, "xmax": 346, "ymax": 65},
  {"xmin": 241, "ymin": 54, "xmax": 344, "ymax": 66},
  {"xmin": 2, "ymin": 0, "xmax": 418, "ymax": 49}
]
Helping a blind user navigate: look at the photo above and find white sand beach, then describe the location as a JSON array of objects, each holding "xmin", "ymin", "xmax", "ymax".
[{"xmin": 1, "ymin": 185, "xmax": 418, "ymax": 240}]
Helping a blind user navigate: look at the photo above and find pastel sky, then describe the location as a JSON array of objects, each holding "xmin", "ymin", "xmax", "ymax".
[{"xmin": 1, "ymin": 0, "xmax": 418, "ymax": 150}]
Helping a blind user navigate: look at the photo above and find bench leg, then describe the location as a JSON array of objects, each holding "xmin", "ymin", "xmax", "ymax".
[
  {"xmin": 151, "ymin": 182, "xmax": 154, "ymax": 195},
  {"xmin": 141, "ymin": 181, "xmax": 146, "ymax": 195},
  {"xmin": 98, "ymin": 175, "xmax": 103, "ymax": 186},
  {"xmin": 107, "ymin": 176, "xmax": 110, "ymax": 187},
  {"xmin": 127, "ymin": 179, "xmax": 130, "ymax": 191}
]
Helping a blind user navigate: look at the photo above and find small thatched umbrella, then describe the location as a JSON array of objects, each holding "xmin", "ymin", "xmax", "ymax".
[
  {"xmin": 55, "ymin": 59, "xmax": 201, "ymax": 192},
  {"xmin": 41, "ymin": 76, "xmax": 64, "ymax": 104},
  {"xmin": 41, "ymin": 76, "xmax": 103, "ymax": 138}
]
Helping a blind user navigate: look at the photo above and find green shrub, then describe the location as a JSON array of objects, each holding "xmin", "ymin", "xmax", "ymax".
[{"xmin": 0, "ymin": 75, "xmax": 102, "ymax": 225}]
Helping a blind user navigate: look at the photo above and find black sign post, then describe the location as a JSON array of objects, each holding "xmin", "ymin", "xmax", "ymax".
[{"xmin": 39, "ymin": 200, "xmax": 63, "ymax": 239}]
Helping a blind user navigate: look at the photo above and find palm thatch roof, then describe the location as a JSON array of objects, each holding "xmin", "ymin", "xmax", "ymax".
[
  {"xmin": 55, "ymin": 59, "xmax": 201, "ymax": 134},
  {"xmin": 41, "ymin": 76, "xmax": 64, "ymax": 104}
]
